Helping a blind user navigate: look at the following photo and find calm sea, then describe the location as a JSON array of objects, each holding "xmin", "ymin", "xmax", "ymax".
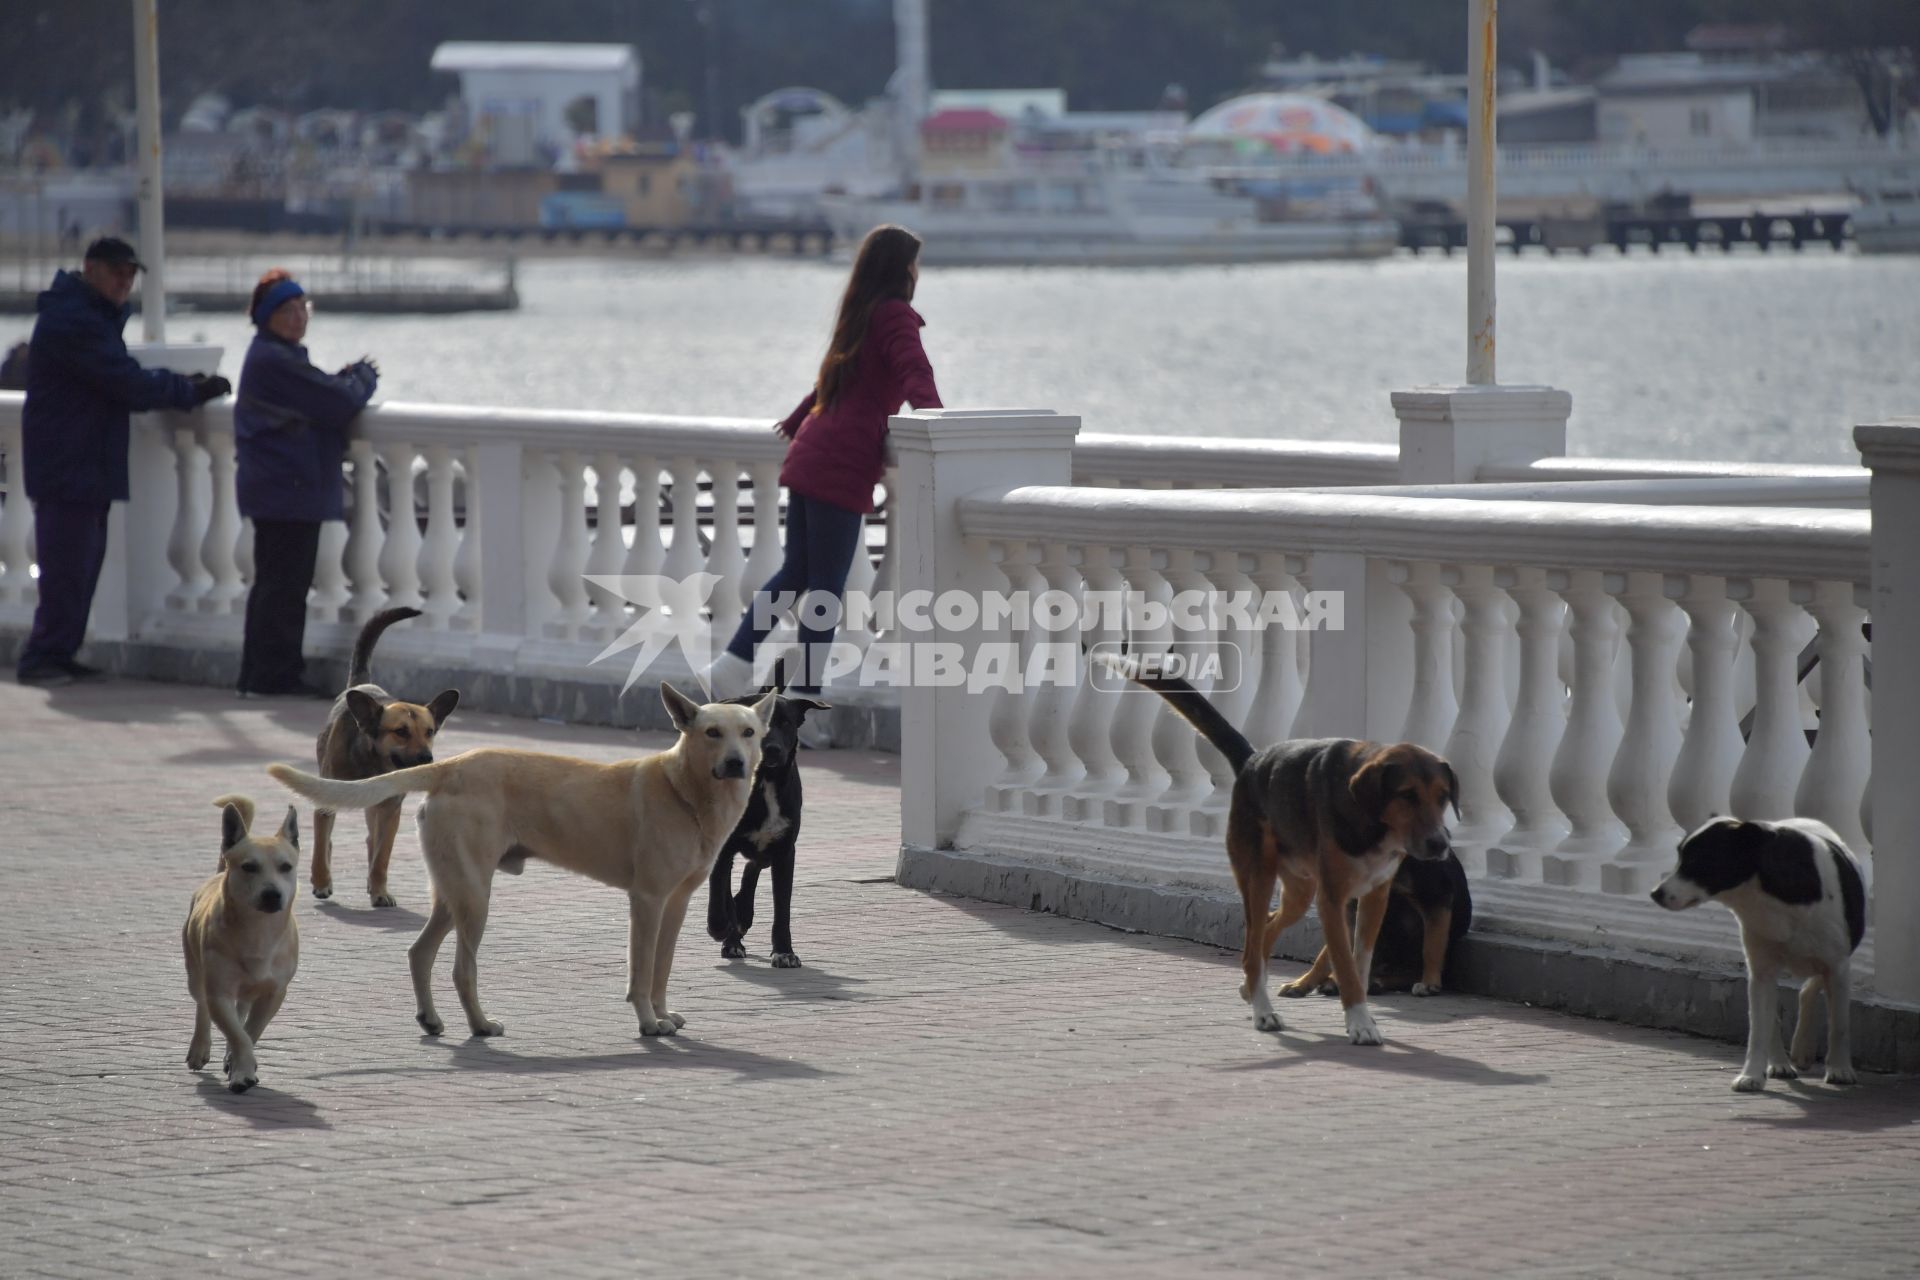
[{"xmin": 9, "ymin": 251, "xmax": 1917, "ymax": 466}]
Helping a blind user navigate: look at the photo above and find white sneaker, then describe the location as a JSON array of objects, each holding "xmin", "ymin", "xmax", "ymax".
[
  {"xmin": 796, "ymin": 716, "xmax": 834, "ymax": 751},
  {"xmin": 703, "ymin": 651, "xmax": 755, "ymax": 701}
]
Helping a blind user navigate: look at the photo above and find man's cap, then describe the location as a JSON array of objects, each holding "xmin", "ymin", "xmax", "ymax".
[{"xmin": 83, "ymin": 237, "xmax": 146, "ymax": 271}]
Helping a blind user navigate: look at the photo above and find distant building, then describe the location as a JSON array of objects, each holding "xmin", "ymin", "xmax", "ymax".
[
  {"xmin": 430, "ymin": 42, "xmax": 641, "ymax": 167},
  {"xmin": 1597, "ymin": 50, "xmax": 1871, "ymax": 147}
]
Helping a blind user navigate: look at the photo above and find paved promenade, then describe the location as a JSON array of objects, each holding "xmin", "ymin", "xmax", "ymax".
[{"xmin": 1, "ymin": 677, "xmax": 1916, "ymax": 1278}]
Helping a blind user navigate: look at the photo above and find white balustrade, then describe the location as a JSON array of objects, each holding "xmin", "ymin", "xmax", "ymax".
[
  {"xmin": 1062, "ymin": 541, "xmax": 1128, "ymax": 819},
  {"xmin": 1795, "ymin": 580, "xmax": 1871, "ymax": 850},
  {"xmin": 1600, "ymin": 571, "xmax": 1687, "ymax": 892},
  {"xmin": 1024, "ymin": 540, "xmax": 1087, "ymax": 811},
  {"xmin": 311, "ymin": 521, "xmax": 349, "ymax": 624},
  {"xmin": 983, "ymin": 541, "xmax": 1044, "ymax": 799},
  {"xmin": 1444, "ymin": 563, "xmax": 1514, "ymax": 854},
  {"xmin": 450, "ymin": 449, "xmax": 479, "ymax": 628},
  {"xmin": 1102, "ymin": 546, "xmax": 1173, "ymax": 828},
  {"xmin": 705, "ymin": 465, "xmax": 747, "ymax": 644},
  {"xmin": 344, "ymin": 440, "xmax": 384, "ymax": 619},
  {"xmin": 1668, "ymin": 575, "xmax": 1742, "ymax": 833},
  {"xmin": 1146, "ymin": 548, "xmax": 1216, "ymax": 830},
  {"xmin": 582, "ymin": 453, "xmax": 628, "ymax": 640},
  {"xmin": 1487, "ymin": 567, "xmax": 1569, "ymax": 878},
  {"xmin": 0, "ymin": 422, "xmax": 36, "ymax": 608},
  {"xmin": 1729, "ymin": 578, "xmax": 1812, "ymax": 819},
  {"xmin": 165, "ymin": 428, "xmax": 211, "ymax": 611},
  {"xmin": 1397, "ymin": 560, "xmax": 1460, "ymax": 750},
  {"xmin": 196, "ymin": 431, "xmax": 244, "ymax": 615},
  {"xmin": 417, "ymin": 444, "xmax": 463, "ymax": 629},
  {"xmin": 377, "ymin": 442, "xmax": 424, "ymax": 612},
  {"xmin": 544, "ymin": 450, "xmax": 593, "ymax": 638}
]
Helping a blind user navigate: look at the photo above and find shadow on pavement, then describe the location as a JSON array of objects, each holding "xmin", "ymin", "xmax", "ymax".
[
  {"xmin": 318, "ymin": 1034, "xmax": 832, "ymax": 1081},
  {"xmin": 311, "ymin": 899, "xmax": 428, "ymax": 930},
  {"xmin": 191, "ymin": 1076, "xmax": 332, "ymax": 1129},
  {"xmin": 1724, "ymin": 1081, "xmax": 1920, "ymax": 1132},
  {"xmin": 710, "ymin": 957, "xmax": 877, "ymax": 1001},
  {"xmin": 1217, "ymin": 1033, "xmax": 1553, "ymax": 1087}
]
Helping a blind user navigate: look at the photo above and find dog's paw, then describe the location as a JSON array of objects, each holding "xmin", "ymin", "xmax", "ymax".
[
  {"xmin": 640, "ymin": 1018, "xmax": 680, "ymax": 1037},
  {"xmin": 1275, "ymin": 979, "xmax": 1313, "ymax": 1000},
  {"xmin": 416, "ymin": 1011, "xmax": 444, "ymax": 1036},
  {"xmin": 1252, "ymin": 1010, "xmax": 1285, "ymax": 1033},
  {"xmin": 468, "ymin": 1020, "xmax": 504, "ymax": 1037},
  {"xmin": 1344, "ymin": 1006, "xmax": 1384, "ymax": 1046},
  {"xmin": 1824, "ymin": 1065, "xmax": 1858, "ymax": 1087},
  {"xmin": 1767, "ymin": 1062, "xmax": 1799, "ymax": 1080},
  {"xmin": 1790, "ymin": 1032, "xmax": 1819, "ymax": 1071},
  {"xmin": 1731, "ymin": 1073, "xmax": 1766, "ymax": 1093},
  {"xmin": 370, "ymin": 892, "xmax": 398, "ymax": 909},
  {"xmin": 311, "ymin": 884, "xmax": 332, "ymax": 900},
  {"xmin": 771, "ymin": 951, "xmax": 802, "ymax": 969},
  {"xmin": 720, "ymin": 939, "xmax": 747, "ymax": 960},
  {"xmin": 226, "ymin": 1059, "xmax": 259, "ymax": 1093},
  {"xmin": 186, "ymin": 1041, "xmax": 210, "ymax": 1071},
  {"xmin": 1411, "ymin": 982, "xmax": 1443, "ymax": 997}
]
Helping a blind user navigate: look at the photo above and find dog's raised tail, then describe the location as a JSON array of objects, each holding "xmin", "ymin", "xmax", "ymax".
[
  {"xmin": 267, "ymin": 760, "xmax": 440, "ymax": 812},
  {"xmin": 211, "ymin": 794, "xmax": 256, "ymax": 829},
  {"xmin": 348, "ymin": 606, "xmax": 423, "ymax": 687},
  {"xmin": 1092, "ymin": 653, "xmax": 1255, "ymax": 774}
]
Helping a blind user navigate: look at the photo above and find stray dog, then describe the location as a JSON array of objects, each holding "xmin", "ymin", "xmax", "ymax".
[
  {"xmin": 706, "ymin": 663, "xmax": 829, "ymax": 968},
  {"xmin": 1101, "ymin": 656, "xmax": 1457, "ymax": 1045},
  {"xmin": 1292, "ymin": 849, "xmax": 1472, "ymax": 997},
  {"xmin": 183, "ymin": 795, "xmax": 301, "ymax": 1093},
  {"xmin": 1652, "ymin": 816, "xmax": 1865, "ymax": 1091},
  {"xmin": 311, "ymin": 606, "xmax": 459, "ymax": 907},
  {"xmin": 268, "ymin": 683, "xmax": 775, "ymax": 1038}
]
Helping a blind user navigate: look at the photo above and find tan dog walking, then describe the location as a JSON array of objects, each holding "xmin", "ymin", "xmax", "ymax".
[
  {"xmin": 183, "ymin": 795, "xmax": 301, "ymax": 1093},
  {"xmin": 268, "ymin": 684, "xmax": 774, "ymax": 1039}
]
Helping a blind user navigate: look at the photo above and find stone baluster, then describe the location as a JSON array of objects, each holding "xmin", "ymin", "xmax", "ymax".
[
  {"xmin": 870, "ymin": 476, "xmax": 899, "ymax": 642},
  {"xmin": 1489, "ymin": 567, "xmax": 1569, "ymax": 879},
  {"xmin": 1020, "ymin": 540, "xmax": 1087, "ymax": 814},
  {"xmin": 344, "ymin": 441, "xmax": 384, "ymax": 619},
  {"xmin": 1543, "ymin": 569, "xmax": 1628, "ymax": 885},
  {"xmin": 235, "ymin": 519, "xmax": 255, "ymax": 596},
  {"xmin": 1146, "ymin": 548, "xmax": 1216, "ymax": 832},
  {"xmin": 1102, "ymin": 546, "xmax": 1173, "ymax": 829},
  {"xmin": 984, "ymin": 541, "xmax": 1044, "ymax": 800},
  {"xmin": 517, "ymin": 449, "xmax": 562, "ymax": 635},
  {"xmin": 0, "ymin": 422, "xmax": 33, "ymax": 605},
  {"xmin": 1063, "ymin": 541, "xmax": 1127, "ymax": 821},
  {"xmin": 740, "ymin": 461, "xmax": 784, "ymax": 615},
  {"xmin": 704, "ymin": 463, "xmax": 747, "ymax": 644},
  {"xmin": 1442, "ymin": 563, "xmax": 1513, "ymax": 856},
  {"xmin": 1190, "ymin": 554, "xmax": 1258, "ymax": 836},
  {"xmin": 195, "ymin": 430, "xmax": 244, "ymax": 615},
  {"xmin": 1600, "ymin": 571, "xmax": 1688, "ymax": 894},
  {"xmin": 1729, "ymin": 578, "xmax": 1812, "ymax": 819},
  {"xmin": 661, "ymin": 457, "xmax": 703, "ymax": 584},
  {"xmin": 583, "ymin": 453, "xmax": 628, "ymax": 640},
  {"xmin": 417, "ymin": 444, "xmax": 463, "ymax": 629},
  {"xmin": 1397, "ymin": 560, "xmax": 1460, "ymax": 751},
  {"xmin": 1668, "ymin": 575, "xmax": 1742, "ymax": 833},
  {"xmin": 1239, "ymin": 553, "xmax": 1306, "ymax": 751},
  {"xmin": 1795, "ymin": 579, "xmax": 1871, "ymax": 851},
  {"xmin": 544, "ymin": 450, "xmax": 592, "ymax": 638},
  {"xmin": 450, "ymin": 448, "xmax": 480, "ymax": 629},
  {"xmin": 377, "ymin": 441, "xmax": 423, "ymax": 611},
  {"xmin": 165, "ymin": 428, "xmax": 211, "ymax": 612}
]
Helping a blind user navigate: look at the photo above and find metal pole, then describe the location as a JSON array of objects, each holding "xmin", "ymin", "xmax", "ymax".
[
  {"xmin": 132, "ymin": 0, "xmax": 167, "ymax": 342},
  {"xmin": 1466, "ymin": 0, "xmax": 1496, "ymax": 385}
]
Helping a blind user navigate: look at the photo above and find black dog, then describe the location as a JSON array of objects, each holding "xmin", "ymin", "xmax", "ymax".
[
  {"xmin": 1314, "ymin": 851, "xmax": 1472, "ymax": 996},
  {"xmin": 705, "ymin": 666, "xmax": 829, "ymax": 968}
]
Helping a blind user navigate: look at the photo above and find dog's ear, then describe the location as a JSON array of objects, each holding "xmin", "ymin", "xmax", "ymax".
[
  {"xmin": 660, "ymin": 682, "xmax": 701, "ymax": 732},
  {"xmin": 1443, "ymin": 761, "xmax": 1460, "ymax": 819},
  {"xmin": 1756, "ymin": 827, "xmax": 1822, "ymax": 905},
  {"xmin": 425, "ymin": 689, "xmax": 460, "ymax": 728},
  {"xmin": 761, "ymin": 657, "xmax": 789, "ymax": 696},
  {"xmin": 790, "ymin": 695, "xmax": 831, "ymax": 718},
  {"xmin": 1349, "ymin": 751, "xmax": 1399, "ymax": 817},
  {"xmin": 344, "ymin": 688, "xmax": 385, "ymax": 739},
  {"xmin": 277, "ymin": 806, "xmax": 299, "ymax": 850},
  {"xmin": 220, "ymin": 802, "xmax": 248, "ymax": 853},
  {"xmin": 749, "ymin": 687, "xmax": 780, "ymax": 726}
]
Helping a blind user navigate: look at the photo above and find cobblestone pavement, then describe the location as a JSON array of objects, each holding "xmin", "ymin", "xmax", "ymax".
[{"xmin": 1, "ymin": 677, "xmax": 1917, "ymax": 1279}]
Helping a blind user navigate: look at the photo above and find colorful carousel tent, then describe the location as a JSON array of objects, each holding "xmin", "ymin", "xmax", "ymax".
[{"xmin": 1186, "ymin": 93, "xmax": 1377, "ymax": 156}]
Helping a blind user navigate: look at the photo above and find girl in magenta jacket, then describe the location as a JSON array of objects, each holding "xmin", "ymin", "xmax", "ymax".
[{"xmin": 706, "ymin": 225, "xmax": 942, "ymax": 744}]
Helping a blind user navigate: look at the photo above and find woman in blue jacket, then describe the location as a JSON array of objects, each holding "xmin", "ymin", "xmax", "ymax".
[{"xmin": 234, "ymin": 270, "xmax": 378, "ymax": 697}]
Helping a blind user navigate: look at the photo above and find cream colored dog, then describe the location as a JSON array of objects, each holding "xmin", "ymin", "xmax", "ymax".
[
  {"xmin": 267, "ymin": 683, "xmax": 774, "ymax": 1039},
  {"xmin": 183, "ymin": 795, "xmax": 301, "ymax": 1093}
]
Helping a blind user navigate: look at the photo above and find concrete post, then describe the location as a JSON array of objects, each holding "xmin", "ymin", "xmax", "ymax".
[
  {"xmin": 468, "ymin": 439, "xmax": 529, "ymax": 667},
  {"xmin": 1392, "ymin": 384, "xmax": 1571, "ymax": 484},
  {"xmin": 131, "ymin": 0, "xmax": 167, "ymax": 343},
  {"xmin": 1855, "ymin": 419, "xmax": 1920, "ymax": 1004},
  {"xmin": 893, "ymin": 409, "xmax": 1080, "ymax": 854}
]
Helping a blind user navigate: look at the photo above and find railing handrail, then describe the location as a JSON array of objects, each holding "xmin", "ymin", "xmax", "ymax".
[
  {"xmin": 959, "ymin": 484, "xmax": 1869, "ymax": 583},
  {"xmin": 1487, "ymin": 455, "xmax": 1868, "ymax": 483}
]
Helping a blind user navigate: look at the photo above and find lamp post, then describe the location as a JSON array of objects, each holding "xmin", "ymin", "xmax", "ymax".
[
  {"xmin": 1466, "ymin": 0, "xmax": 1496, "ymax": 385},
  {"xmin": 131, "ymin": 0, "xmax": 167, "ymax": 342}
]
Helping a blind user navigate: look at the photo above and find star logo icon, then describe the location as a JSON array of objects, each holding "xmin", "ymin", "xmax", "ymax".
[{"xmin": 584, "ymin": 573, "xmax": 727, "ymax": 695}]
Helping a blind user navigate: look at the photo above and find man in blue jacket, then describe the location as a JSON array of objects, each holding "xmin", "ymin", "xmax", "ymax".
[{"xmin": 16, "ymin": 237, "xmax": 230, "ymax": 687}]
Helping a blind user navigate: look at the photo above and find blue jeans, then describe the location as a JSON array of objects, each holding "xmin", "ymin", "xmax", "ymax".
[{"xmin": 725, "ymin": 492, "xmax": 865, "ymax": 694}]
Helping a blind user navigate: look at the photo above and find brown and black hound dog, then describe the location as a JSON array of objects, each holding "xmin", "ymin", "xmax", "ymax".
[{"xmin": 1105, "ymin": 660, "xmax": 1457, "ymax": 1044}]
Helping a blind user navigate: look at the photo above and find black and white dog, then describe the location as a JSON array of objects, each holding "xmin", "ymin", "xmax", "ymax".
[
  {"xmin": 1652, "ymin": 816, "xmax": 1866, "ymax": 1092},
  {"xmin": 705, "ymin": 668, "xmax": 829, "ymax": 969}
]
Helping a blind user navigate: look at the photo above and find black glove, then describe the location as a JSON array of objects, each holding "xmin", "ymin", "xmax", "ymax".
[{"xmin": 189, "ymin": 373, "xmax": 232, "ymax": 405}]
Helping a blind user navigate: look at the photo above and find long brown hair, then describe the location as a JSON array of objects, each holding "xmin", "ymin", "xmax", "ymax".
[{"xmin": 813, "ymin": 225, "xmax": 921, "ymax": 412}]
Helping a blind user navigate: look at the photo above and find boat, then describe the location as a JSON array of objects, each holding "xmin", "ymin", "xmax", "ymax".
[{"xmin": 1852, "ymin": 181, "xmax": 1920, "ymax": 255}]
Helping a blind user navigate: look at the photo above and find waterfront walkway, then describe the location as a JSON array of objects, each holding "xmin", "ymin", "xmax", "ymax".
[{"xmin": 1, "ymin": 677, "xmax": 1916, "ymax": 1278}]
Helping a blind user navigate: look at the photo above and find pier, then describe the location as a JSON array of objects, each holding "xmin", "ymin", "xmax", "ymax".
[{"xmin": 0, "ymin": 252, "xmax": 520, "ymax": 315}]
